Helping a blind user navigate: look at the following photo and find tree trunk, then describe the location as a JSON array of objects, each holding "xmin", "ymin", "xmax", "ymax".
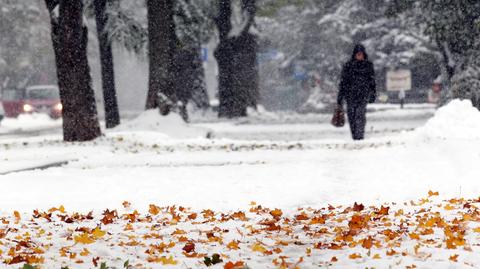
[
  {"xmin": 175, "ymin": 44, "xmax": 210, "ymax": 110},
  {"xmin": 240, "ymin": 0, "xmax": 259, "ymax": 109},
  {"xmin": 189, "ymin": 45, "xmax": 210, "ymax": 110},
  {"xmin": 145, "ymin": 0, "xmax": 177, "ymax": 114},
  {"xmin": 215, "ymin": 0, "xmax": 259, "ymax": 118},
  {"xmin": 94, "ymin": 0, "xmax": 120, "ymax": 128},
  {"xmin": 233, "ymin": 33, "xmax": 259, "ymax": 110},
  {"xmin": 45, "ymin": 0, "xmax": 101, "ymax": 142},
  {"xmin": 215, "ymin": 0, "xmax": 237, "ymax": 118}
]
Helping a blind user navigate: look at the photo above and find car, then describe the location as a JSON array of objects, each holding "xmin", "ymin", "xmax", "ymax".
[{"xmin": 1, "ymin": 85, "xmax": 62, "ymax": 119}]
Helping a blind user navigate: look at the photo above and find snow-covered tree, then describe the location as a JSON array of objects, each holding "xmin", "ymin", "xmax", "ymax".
[
  {"xmin": 389, "ymin": 0, "xmax": 480, "ymax": 109},
  {"xmin": 0, "ymin": 0, "xmax": 55, "ymax": 88},
  {"xmin": 257, "ymin": 0, "xmax": 440, "ymax": 112},
  {"xmin": 99, "ymin": 0, "xmax": 211, "ymax": 114}
]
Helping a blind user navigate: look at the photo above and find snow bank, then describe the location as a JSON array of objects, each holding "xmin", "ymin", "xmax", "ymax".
[
  {"xmin": 113, "ymin": 109, "xmax": 210, "ymax": 139},
  {"xmin": 415, "ymin": 99, "xmax": 480, "ymax": 140},
  {"xmin": 0, "ymin": 113, "xmax": 61, "ymax": 131}
]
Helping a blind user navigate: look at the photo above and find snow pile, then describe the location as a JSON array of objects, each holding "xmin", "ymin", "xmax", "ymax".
[
  {"xmin": 415, "ymin": 99, "xmax": 480, "ymax": 140},
  {"xmin": 0, "ymin": 113, "xmax": 61, "ymax": 131},
  {"xmin": 113, "ymin": 109, "xmax": 210, "ymax": 139}
]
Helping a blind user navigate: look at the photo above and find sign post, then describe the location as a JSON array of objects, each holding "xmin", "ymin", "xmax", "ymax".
[
  {"xmin": 387, "ymin": 69, "xmax": 411, "ymax": 108},
  {"xmin": 386, "ymin": 69, "xmax": 412, "ymax": 92}
]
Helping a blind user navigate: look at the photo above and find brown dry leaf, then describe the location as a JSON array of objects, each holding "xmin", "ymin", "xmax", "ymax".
[
  {"xmin": 449, "ymin": 254, "xmax": 459, "ymax": 262},
  {"xmin": 428, "ymin": 190, "xmax": 439, "ymax": 197},
  {"xmin": 361, "ymin": 236, "xmax": 373, "ymax": 249},
  {"xmin": 349, "ymin": 253, "xmax": 362, "ymax": 259},
  {"xmin": 122, "ymin": 201, "xmax": 131, "ymax": 208},
  {"xmin": 295, "ymin": 212, "xmax": 309, "ymax": 221},
  {"xmin": 13, "ymin": 211, "xmax": 21, "ymax": 222},
  {"xmin": 309, "ymin": 216, "xmax": 326, "ymax": 224},
  {"xmin": 272, "ymin": 248, "xmax": 282, "ymax": 254},
  {"xmin": 227, "ymin": 240, "xmax": 240, "ymax": 250},
  {"xmin": 409, "ymin": 233, "xmax": 420, "ymax": 240},
  {"xmin": 80, "ymin": 248, "xmax": 90, "ymax": 256},
  {"xmin": 101, "ymin": 209, "xmax": 117, "ymax": 225},
  {"xmin": 386, "ymin": 249, "xmax": 397, "ymax": 256},
  {"xmin": 149, "ymin": 204, "xmax": 161, "ymax": 215},
  {"xmin": 231, "ymin": 211, "xmax": 248, "ymax": 221},
  {"xmin": 182, "ymin": 242, "xmax": 195, "ymax": 253},
  {"xmin": 353, "ymin": 202, "xmax": 365, "ymax": 212},
  {"xmin": 224, "ymin": 261, "xmax": 245, "ymax": 269},
  {"xmin": 270, "ymin": 209, "xmax": 283, "ymax": 219},
  {"xmin": 147, "ymin": 255, "xmax": 178, "ymax": 265},
  {"xmin": 444, "ymin": 204, "xmax": 455, "ymax": 210},
  {"xmin": 376, "ymin": 206, "xmax": 390, "ymax": 216},
  {"xmin": 172, "ymin": 229, "xmax": 186, "ymax": 235}
]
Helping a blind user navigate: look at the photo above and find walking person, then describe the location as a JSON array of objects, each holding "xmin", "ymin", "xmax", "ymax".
[
  {"xmin": 337, "ymin": 44, "xmax": 376, "ymax": 140},
  {"xmin": 398, "ymin": 89, "xmax": 405, "ymax": 109}
]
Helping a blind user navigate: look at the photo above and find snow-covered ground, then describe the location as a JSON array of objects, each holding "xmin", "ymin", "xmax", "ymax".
[
  {"xmin": 1, "ymin": 101, "xmax": 480, "ymax": 268},
  {"xmin": 0, "ymin": 113, "xmax": 62, "ymax": 137}
]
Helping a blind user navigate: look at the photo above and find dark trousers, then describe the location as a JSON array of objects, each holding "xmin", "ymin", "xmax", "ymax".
[{"xmin": 347, "ymin": 104, "xmax": 367, "ymax": 140}]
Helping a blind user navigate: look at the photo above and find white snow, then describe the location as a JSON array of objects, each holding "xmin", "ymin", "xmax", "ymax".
[
  {"xmin": 1, "ymin": 102, "xmax": 471, "ymax": 212},
  {"xmin": 113, "ymin": 109, "xmax": 210, "ymax": 139},
  {"xmin": 0, "ymin": 100, "xmax": 480, "ymax": 268},
  {"xmin": 0, "ymin": 113, "xmax": 61, "ymax": 133},
  {"xmin": 414, "ymin": 99, "xmax": 480, "ymax": 140}
]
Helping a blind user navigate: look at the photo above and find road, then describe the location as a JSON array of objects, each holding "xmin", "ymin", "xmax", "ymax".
[
  {"xmin": 193, "ymin": 105, "xmax": 436, "ymax": 141},
  {"xmin": 0, "ymin": 104, "xmax": 436, "ymax": 141}
]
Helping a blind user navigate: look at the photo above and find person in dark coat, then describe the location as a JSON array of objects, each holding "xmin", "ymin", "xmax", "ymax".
[{"xmin": 337, "ymin": 44, "xmax": 376, "ymax": 140}]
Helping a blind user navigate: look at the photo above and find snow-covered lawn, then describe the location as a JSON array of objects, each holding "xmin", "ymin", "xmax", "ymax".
[{"xmin": 0, "ymin": 100, "xmax": 479, "ymax": 268}]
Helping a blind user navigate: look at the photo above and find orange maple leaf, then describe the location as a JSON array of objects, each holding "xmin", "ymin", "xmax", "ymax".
[
  {"xmin": 149, "ymin": 204, "xmax": 161, "ymax": 215},
  {"xmin": 449, "ymin": 254, "xmax": 459, "ymax": 262},
  {"xmin": 349, "ymin": 253, "xmax": 362, "ymax": 259},
  {"xmin": 428, "ymin": 190, "xmax": 439, "ymax": 197},
  {"xmin": 224, "ymin": 261, "xmax": 245, "ymax": 269},
  {"xmin": 270, "ymin": 209, "xmax": 283, "ymax": 219}
]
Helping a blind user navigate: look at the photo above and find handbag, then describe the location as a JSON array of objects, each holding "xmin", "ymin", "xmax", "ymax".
[{"xmin": 331, "ymin": 106, "xmax": 345, "ymax": 127}]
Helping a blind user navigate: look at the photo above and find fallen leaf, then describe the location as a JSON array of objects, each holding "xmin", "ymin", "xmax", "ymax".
[
  {"xmin": 227, "ymin": 240, "xmax": 240, "ymax": 250},
  {"xmin": 349, "ymin": 253, "xmax": 361, "ymax": 259},
  {"xmin": 449, "ymin": 254, "xmax": 459, "ymax": 262},
  {"xmin": 224, "ymin": 261, "xmax": 245, "ymax": 269},
  {"xmin": 74, "ymin": 233, "xmax": 95, "ymax": 244},
  {"xmin": 270, "ymin": 209, "xmax": 283, "ymax": 219},
  {"xmin": 182, "ymin": 242, "xmax": 195, "ymax": 253}
]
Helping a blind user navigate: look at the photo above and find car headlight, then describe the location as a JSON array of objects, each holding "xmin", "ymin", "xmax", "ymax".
[
  {"xmin": 54, "ymin": 103, "xmax": 63, "ymax": 111},
  {"xmin": 23, "ymin": 104, "xmax": 34, "ymax": 112}
]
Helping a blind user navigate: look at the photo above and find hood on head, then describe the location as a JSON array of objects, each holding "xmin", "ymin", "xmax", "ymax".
[{"xmin": 351, "ymin": 44, "xmax": 368, "ymax": 61}]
